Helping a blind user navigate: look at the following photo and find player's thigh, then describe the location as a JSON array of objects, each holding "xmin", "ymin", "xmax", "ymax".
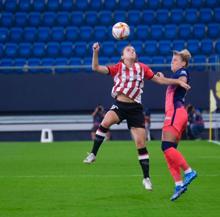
[
  {"xmin": 162, "ymin": 127, "xmax": 179, "ymax": 143},
  {"xmin": 130, "ymin": 127, "xmax": 146, "ymax": 148},
  {"xmin": 101, "ymin": 110, "xmax": 120, "ymax": 128},
  {"xmin": 162, "ymin": 108, "xmax": 187, "ymax": 143},
  {"xmin": 173, "ymin": 108, "xmax": 188, "ymax": 132}
]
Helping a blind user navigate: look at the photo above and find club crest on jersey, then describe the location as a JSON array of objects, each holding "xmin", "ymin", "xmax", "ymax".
[
  {"xmin": 180, "ymin": 70, "xmax": 187, "ymax": 76},
  {"xmin": 165, "ymin": 116, "xmax": 172, "ymax": 120}
]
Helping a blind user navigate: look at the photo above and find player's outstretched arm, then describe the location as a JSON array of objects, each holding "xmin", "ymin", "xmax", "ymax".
[
  {"xmin": 92, "ymin": 42, "xmax": 109, "ymax": 74},
  {"xmin": 151, "ymin": 72, "xmax": 191, "ymax": 90}
]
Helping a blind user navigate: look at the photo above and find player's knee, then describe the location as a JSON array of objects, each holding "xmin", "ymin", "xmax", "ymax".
[
  {"xmin": 161, "ymin": 141, "xmax": 177, "ymax": 152},
  {"xmin": 135, "ymin": 140, "xmax": 145, "ymax": 149},
  {"xmin": 98, "ymin": 124, "xmax": 109, "ymax": 133},
  {"xmin": 100, "ymin": 121, "xmax": 111, "ymax": 129}
]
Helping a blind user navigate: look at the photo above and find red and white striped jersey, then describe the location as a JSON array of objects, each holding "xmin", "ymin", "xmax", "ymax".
[{"xmin": 107, "ymin": 62, "xmax": 154, "ymax": 103}]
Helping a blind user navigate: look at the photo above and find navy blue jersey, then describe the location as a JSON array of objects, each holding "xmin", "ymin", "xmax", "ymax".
[
  {"xmin": 171, "ymin": 68, "xmax": 189, "ymax": 104},
  {"xmin": 165, "ymin": 68, "xmax": 189, "ymax": 112}
]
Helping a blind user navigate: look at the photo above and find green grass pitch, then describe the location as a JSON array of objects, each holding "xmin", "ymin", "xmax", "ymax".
[{"xmin": 0, "ymin": 140, "xmax": 219, "ymax": 217}]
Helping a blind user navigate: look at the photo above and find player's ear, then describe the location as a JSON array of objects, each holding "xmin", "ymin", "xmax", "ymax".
[{"xmin": 182, "ymin": 60, "xmax": 187, "ymax": 67}]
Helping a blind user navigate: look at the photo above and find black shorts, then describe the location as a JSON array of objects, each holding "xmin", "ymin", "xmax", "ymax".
[{"xmin": 110, "ymin": 100, "xmax": 145, "ymax": 129}]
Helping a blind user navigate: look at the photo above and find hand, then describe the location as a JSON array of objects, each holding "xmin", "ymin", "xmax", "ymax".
[
  {"xmin": 179, "ymin": 80, "xmax": 191, "ymax": 90},
  {"xmin": 156, "ymin": 72, "xmax": 164, "ymax": 77},
  {"xmin": 93, "ymin": 42, "xmax": 100, "ymax": 52}
]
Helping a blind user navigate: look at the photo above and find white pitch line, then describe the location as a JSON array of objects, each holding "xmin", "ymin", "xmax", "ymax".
[
  {"xmin": 198, "ymin": 156, "xmax": 220, "ymax": 159},
  {"xmin": 0, "ymin": 174, "xmax": 219, "ymax": 178},
  {"xmin": 208, "ymin": 140, "xmax": 220, "ymax": 146},
  {"xmin": 0, "ymin": 174, "xmax": 141, "ymax": 179}
]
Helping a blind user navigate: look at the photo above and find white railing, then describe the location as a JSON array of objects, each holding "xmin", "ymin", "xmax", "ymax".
[
  {"xmin": 0, "ymin": 113, "xmax": 218, "ymax": 132},
  {"xmin": 0, "ymin": 62, "xmax": 219, "ymax": 73}
]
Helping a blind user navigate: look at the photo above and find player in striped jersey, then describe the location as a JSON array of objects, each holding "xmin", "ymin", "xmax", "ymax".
[
  {"xmin": 160, "ymin": 49, "xmax": 197, "ymax": 201},
  {"xmin": 83, "ymin": 42, "xmax": 190, "ymax": 191}
]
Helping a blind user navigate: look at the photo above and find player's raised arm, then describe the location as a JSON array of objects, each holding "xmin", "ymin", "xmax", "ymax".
[
  {"xmin": 151, "ymin": 72, "xmax": 191, "ymax": 90},
  {"xmin": 92, "ymin": 42, "xmax": 109, "ymax": 74}
]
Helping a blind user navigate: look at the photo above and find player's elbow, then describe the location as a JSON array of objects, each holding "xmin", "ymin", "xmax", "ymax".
[
  {"xmin": 92, "ymin": 65, "xmax": 98, "ymax": 71},
  {"xmin": 92, "ymin": 66, "xmax": 96, "ymax": 71}
]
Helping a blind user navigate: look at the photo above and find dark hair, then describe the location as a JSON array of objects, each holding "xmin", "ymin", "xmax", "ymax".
[
  {"xmin": 186, "ymin": 104, "xmax": 195, "ymax": 113},
  {"xmin": 97, "ymin": 105, "xmax": 104, "ymax": 111},
  {"xmin": 120, "ymin": 45, "xmax": 138, "ymax": 62}
]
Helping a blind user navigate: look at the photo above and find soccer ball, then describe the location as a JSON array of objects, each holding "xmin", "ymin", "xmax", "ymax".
[{"xmin": 112, "ymin": 22, "xmax": 130, "ymax": 40}]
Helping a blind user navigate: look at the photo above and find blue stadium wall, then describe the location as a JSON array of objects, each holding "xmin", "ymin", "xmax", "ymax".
[{"xmin": 0, "ymin": 70, "xmax": 209, "ymax": 113}]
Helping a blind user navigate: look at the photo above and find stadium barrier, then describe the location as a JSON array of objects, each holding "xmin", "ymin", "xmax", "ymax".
[
  {"xmin": 0, "ymin": 62, "xmax": 219, "ymax": 74},
  {"xmin": 0, "ymin": 113, "xmax": 218, "ymax": 132}
]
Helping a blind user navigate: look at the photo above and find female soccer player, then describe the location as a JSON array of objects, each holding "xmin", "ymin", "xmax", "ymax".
[
  {"xmin": 160, "ymin": 49, "xmax": 197, "ymax": 201},
  {"xmin": 83, "ymin": 42, "xmax": 190, "ymax": 191}
]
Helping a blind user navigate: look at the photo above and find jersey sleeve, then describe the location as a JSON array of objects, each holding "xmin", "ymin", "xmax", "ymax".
[
  {"xmin": 107, "ymin": 63, "xmax": 120, "ymax": 77},
  {"xmin": 141, "ymin": 63, "xmax": 155, "ymax": 80},
  {"xmin": 177, "ymin": 69, "xmax": 189, "ymax": 83},
  {"xmin": 178, "ymin": 69, "xmax": 188, "ymax": 78}
]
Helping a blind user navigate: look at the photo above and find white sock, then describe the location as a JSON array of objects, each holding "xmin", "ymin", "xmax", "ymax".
[
  {"xmin": 175, "ymin": 181, "xmax": 183, "ymax": 186},
  {"xmin": 184, "ymin": 168, "xmax": 192, "ymax": 174}
]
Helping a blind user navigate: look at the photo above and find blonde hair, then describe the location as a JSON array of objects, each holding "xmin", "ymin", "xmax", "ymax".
[{"xmin": 173, "ymin": 49, "xmax": 192, "ymax": 67}]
